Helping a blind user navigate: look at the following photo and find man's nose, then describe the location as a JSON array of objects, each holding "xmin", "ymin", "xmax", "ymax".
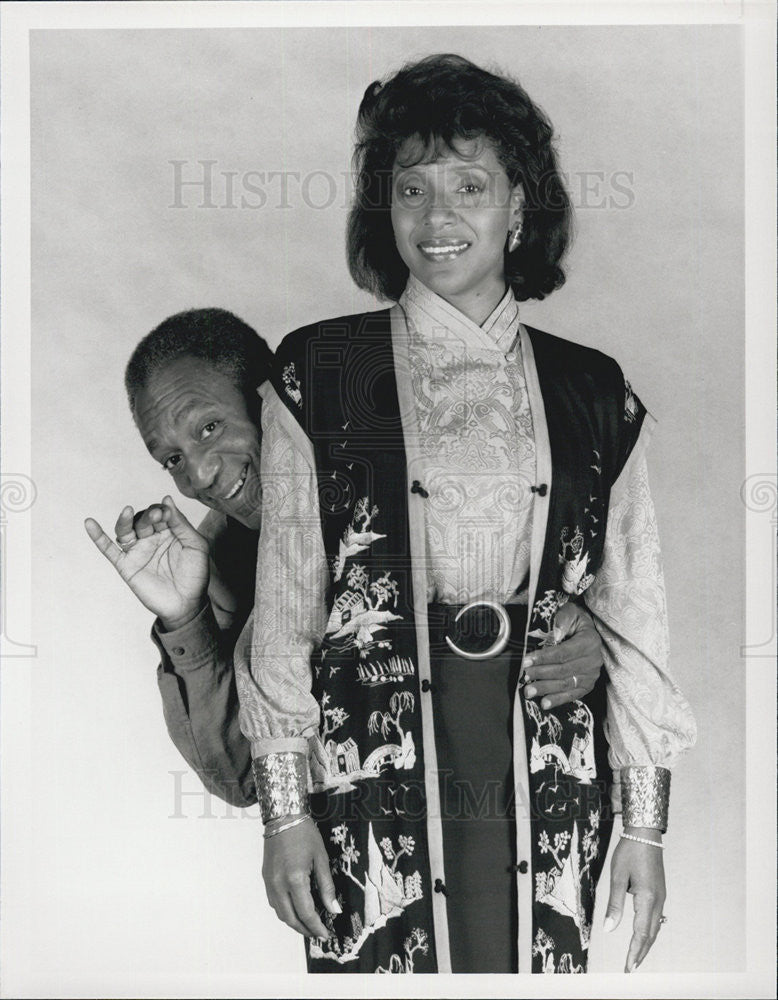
[{"xmin": 187, "ymin": 449, "xmax": 221, "ymax": 492}]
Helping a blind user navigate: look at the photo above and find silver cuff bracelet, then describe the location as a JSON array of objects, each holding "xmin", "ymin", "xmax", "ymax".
[
  {"xmin": 621, "ymin": 765, "xmax": 671, "ymax": 832},
  {"xmin": 253, "ymin": 751, "xmax": 309, "ymax": 824}
]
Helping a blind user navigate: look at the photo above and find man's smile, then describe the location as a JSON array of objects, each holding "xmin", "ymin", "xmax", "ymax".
[{"xmin": 220, "ymin": 463, "xmax": 249, "ymax": 501}]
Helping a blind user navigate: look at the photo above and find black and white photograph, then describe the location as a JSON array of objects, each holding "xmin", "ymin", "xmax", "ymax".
[{"xmin": 0, "ymin": 2, "xmax": 775, "ymax": 996}]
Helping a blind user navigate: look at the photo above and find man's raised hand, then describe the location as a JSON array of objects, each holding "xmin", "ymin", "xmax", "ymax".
[{"xmin": 84, "ymin": 495, "xmax": 210, "ymax": 631}]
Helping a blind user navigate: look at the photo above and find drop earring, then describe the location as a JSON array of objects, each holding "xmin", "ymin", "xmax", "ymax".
[{"xmin": 507, "ymin": 216, "xmax": 523, "ymax": 253}]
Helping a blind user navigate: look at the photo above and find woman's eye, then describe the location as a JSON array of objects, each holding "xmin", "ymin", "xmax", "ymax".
[
  {"xmin": 401, "ymin": 185, "xmax": 424, "ymax": 197},
  {"xmin": 162, "ymin": 455, "xmax": 182, "ymax": 473},
  {"xmin": 459, "ymin": 182, "xmax": 482, "ymax": 194}
]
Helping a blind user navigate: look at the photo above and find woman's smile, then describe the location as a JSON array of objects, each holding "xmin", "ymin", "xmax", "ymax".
[{"xmin": 417, "ymin": 239, "xmax": 472, "ymax": 261}]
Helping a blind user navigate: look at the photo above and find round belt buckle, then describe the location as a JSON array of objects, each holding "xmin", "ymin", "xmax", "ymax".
[{"xmin": 444, "ymin": 600, "xmax": 512, "ymax": 660}]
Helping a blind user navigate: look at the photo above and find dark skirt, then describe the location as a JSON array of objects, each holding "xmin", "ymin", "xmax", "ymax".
[{"xmin": 427, "ymin": 602, "xmax": 529, "ymax": 974}]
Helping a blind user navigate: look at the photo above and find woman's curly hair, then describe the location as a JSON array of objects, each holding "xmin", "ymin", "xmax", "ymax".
[{"xmin": 347, "ymin": 53, "xmax": 572, "ymax": 303}]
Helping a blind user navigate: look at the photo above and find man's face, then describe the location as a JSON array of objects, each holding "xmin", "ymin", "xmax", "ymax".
[{"xmin": 134, "ymin": 355, "xmax": 262, "ymax": 529}]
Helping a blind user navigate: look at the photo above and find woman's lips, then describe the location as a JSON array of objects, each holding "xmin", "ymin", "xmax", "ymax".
[{"xmin": 417, "ymin": 239, "xmax": 471, "ymax": 261}]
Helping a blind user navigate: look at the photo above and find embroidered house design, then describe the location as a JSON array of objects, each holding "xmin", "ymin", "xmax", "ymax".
[
  {"xmin": 309, "ymin": 691, "xmax": 417, "ymax": 793},
  {"xmin": 325, "ymin": 565, "xmax": 403, "ymax": 659},
  {"xmin": 526, "ymin": 700, "xmax": 596, "ymax": 785},
  {"xmin": 309, "ymin": 823, "xmax": 423, "ymax": 965}
]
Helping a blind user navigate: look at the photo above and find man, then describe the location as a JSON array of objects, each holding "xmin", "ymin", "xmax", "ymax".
[{"xmin": 85, "ymin": 307, "xmax": 270, "ymax": 806}]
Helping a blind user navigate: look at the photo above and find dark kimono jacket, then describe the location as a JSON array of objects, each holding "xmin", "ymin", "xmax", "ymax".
[{"xmin": 264, "ymin": 305, "xmax": 647, "ymax": 973}]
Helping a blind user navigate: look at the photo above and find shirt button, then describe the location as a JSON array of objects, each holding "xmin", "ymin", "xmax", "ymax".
[
  {"xmin": 506, "ymin": 351, "xmax": 517, "ymax": 361},
  {"xmin": 517, "ymin": 860, "xmax": 529, "ymax": 874},
  {"xmin": 172, "ymin": 646, "xmax": 185, "ymax": 656}
]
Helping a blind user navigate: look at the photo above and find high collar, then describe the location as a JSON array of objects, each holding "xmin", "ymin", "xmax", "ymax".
[{"xmin": 399, "ymin": 275, "xmax": 520, "ymax": 354}]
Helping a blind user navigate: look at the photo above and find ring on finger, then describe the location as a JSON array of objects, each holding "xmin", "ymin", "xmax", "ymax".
[
  {"xmin": 659, "ymin": 915, "xmax": 668, "ymax": 925},
  {"xmin": 571, "ymin": 674, "xmax": 578, "ymax": 689},
  {"xmin": 117, "ymin": 539, "xmax": 136, "ymax": 552}
]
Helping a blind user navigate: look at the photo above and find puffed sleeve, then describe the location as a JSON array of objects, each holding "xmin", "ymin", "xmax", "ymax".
[
  {"xmin": 233, "ymin": 384, "xmax": 329, "ymax": 821},
  {"xmin": 583, "ymin": 420, "xmax": 697, "ymax": 830}
]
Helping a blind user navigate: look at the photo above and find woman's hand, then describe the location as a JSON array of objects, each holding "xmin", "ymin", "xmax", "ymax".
[
  {"xmin": 262, "ymin": 816, "xmax": 341, "ymax": 938},
  {"xmin": 604, "ymin": 829, "xmax": 667, "ymax": 972},
  {"xmin": 523, "ymin": 601, "xmax": 603, "ymax": 709},
  {"xmin": 84, "ymin": 495, "xmax": 210, "ymax": 631}
]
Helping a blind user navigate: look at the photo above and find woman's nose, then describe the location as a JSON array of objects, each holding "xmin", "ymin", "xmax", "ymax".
[
  {"xmin": 187, "ymin": 449, "xmax": 221, "ymax": 492},
  {"xmin": 422, "ymin": 192, "xmax": 457, "ymax": 228}
]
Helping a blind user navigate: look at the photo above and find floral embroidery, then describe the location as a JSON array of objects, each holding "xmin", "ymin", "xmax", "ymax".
[{"xmin": 282, "ymin": 361, "xmax": 302, "ymax": 408}]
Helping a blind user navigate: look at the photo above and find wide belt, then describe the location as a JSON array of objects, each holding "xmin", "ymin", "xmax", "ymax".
[{"xmin": 427, "ymin": 601, "xmax": 529, "ymax": 660}]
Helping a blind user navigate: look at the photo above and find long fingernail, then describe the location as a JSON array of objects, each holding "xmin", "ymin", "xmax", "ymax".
[
  {"xmin": 524, "ymin": 686, "xmax": 537, "ymax": 699},
  {"xmin": 330, "ymin": 900, "xmax": 342, "ymax": 914},
  {"xmin": 522, "ymin": 656, "xmax": 533, "ymax": 669},
  {"xmin": 541, "ymin": 698, "xmax": 551, "ymax": 709},
  {"xmin": 603, "ymin": 916, "xmax": 616, "ymax": 933}
]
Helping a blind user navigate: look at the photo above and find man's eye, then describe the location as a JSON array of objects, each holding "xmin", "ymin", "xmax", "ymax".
[
  {"xmin": 162, "ymin": 455, "xmax": 181, "ymax": 472},
  {"xmin": 201, "ymin": 421, "xmax": 219, "ymax": 439},
  {"xmin": 401, "ymin": 185, "xmax": 424, "ymax": 197}
]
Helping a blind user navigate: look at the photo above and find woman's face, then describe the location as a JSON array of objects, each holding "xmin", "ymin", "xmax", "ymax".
[{"xmin": 391, "ymin": 135, "xmax": 523, "ymax": 324}]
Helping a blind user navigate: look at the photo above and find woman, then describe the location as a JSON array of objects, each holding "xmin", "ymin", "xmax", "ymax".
[{"xmin": 237, "ymin": 54, "xmax": 696, "ymax": 974}]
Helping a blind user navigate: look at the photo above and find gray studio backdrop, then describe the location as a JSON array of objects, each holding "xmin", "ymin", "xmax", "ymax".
[{"xmin": 26, "ymin": 25, "xmax": 742, "ymax": 991}]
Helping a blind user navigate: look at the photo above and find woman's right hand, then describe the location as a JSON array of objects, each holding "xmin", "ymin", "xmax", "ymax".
[
  {"xmin": 84, "ymin": 495, "xmax": 210, "ymax": 631},
  {"xmin": 262, "ymin": 816, "xmax": 341, "ymax": 938}
]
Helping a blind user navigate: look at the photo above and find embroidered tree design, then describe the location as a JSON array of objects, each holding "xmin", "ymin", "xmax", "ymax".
[
  {"xmin": 347, "ymin": 563, "xmax": 370, "ymax": 599},
  {"xmin": 538, "ymin": 829, "xmax": 571, "ymax": 870},
  {"xmin": 529, "ymin": 589, "xmax": 569, "ymax": 644},
  {"xmin": 368, "ymin": 691, "xmax": 415, "ymax": 742},
  {"xmin": 354, "ymin": 497, "xmax": 378, "ymax": 532},
  {"xmin": 532, "ymin": 928, "xmax": 555, "ymax": 969},
  {"xmin": 346, "ymin": 565, "xmax": 398, "ymax": 613},
  {"xmin": 403, "ymin": 870, "xmax": 423, "ymax": 903},
  {"xmin": 580, "ymin": 809, "xmax": 601, "ymax": 884},
  {"xmin": 533, "ymin": 589, "xmax": 561, "ymax": 624},
  {"xmin": 370, "ymin": 571, "xmax": 399, "ymax": 609},
  {"xmin": 376, "ymin": 928, "xmax": 429, "ymax": 973},
  {"xmin": 320, "ymin": 692, "xmax": 349, "ymax": 740},
  {"xmin": 379, "ymin": 833, "xmax": 415, "ymax": 873},
  {"xmin": 330, "ymin": 824, "xmax": 366, "ymax": 892}
]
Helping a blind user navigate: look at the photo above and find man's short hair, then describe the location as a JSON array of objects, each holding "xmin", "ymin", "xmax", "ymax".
[{"xmin": 125, "ymin": 308, "xmax": 273, "ymax": 421}]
